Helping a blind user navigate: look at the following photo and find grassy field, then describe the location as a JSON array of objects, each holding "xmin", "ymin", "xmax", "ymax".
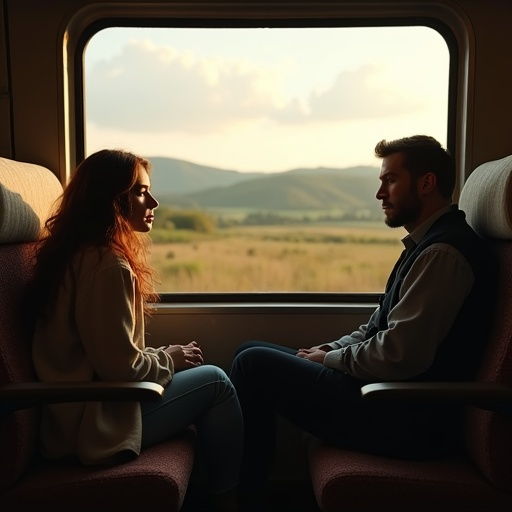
[{"xmin": 150, "ymin": 223, "xmax": 406, "ymax": 293}]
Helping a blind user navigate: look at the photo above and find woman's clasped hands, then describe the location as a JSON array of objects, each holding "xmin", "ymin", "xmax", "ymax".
[{"xmin": 165, "ymin": 341, "xmax": 204, "ymax": 371}]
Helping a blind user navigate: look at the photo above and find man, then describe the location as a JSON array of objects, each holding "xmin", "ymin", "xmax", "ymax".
[{"xmin": 230, "ymin": 135, "xmax": 498, "ymax": 510}]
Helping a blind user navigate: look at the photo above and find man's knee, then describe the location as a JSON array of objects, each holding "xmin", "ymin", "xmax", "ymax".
[
  {"xmin": 232, "ymin": 346, "xmax": 282, "ymax": 387},
  {"xmin": 233, "ymin": 340, "xmax": 263, "ymax": 358}
]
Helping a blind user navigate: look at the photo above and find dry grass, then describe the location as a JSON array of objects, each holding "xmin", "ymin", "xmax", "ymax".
[{"xmin": 150, "ymin": 224, "xmax": 405, "ymax": 292}]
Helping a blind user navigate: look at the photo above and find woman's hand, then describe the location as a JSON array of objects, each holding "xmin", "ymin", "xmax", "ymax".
[{"xmin": 165, "ymin": 341, "xmax": 204, "ymax": 371}]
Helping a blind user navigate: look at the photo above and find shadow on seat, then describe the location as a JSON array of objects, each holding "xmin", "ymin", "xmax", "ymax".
[
  {"xmin": 307, "ymin": 154, "xmax": 512, "ymax": 512},
  {"xmin": 0, "ymin": 157, "xmax": 196, "ymax": 512}
]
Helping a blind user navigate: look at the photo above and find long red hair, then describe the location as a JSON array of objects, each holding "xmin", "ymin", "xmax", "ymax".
[{"xmin": 32, "ymin": 149, "xmax": 158, "ymax": 317}]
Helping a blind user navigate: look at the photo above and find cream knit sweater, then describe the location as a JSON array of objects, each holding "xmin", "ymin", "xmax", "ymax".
[{"xmin": 32, "ymin": 247, "xmax": 173, "ymax": 464}]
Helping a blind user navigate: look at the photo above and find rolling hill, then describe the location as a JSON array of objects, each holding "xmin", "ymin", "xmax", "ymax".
[
  {"xmin": 149, "ymin": 156, "xmax": 381, "ymax": 212},
  {"xmin": 149, "ymin": 157, "xmax": 261, "ymax": 194}
]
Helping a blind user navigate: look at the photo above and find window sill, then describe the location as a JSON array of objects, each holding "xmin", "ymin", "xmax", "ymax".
[{"xmin": 154, "ymin": 293, "xmax": 379, "ymax": 315}]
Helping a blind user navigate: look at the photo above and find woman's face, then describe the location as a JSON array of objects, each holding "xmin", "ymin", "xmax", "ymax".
[{"xmin": 127, "ymin": 164, "xmax": 159, "ymax": 232}]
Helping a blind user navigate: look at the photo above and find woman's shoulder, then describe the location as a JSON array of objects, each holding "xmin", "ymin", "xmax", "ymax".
[
  {"xmin": 74, "ymin": 246, "xmax": 133, "ymax": 274},
  {"xmin": 71, "ymin": 246, "xmax": 137, "ymax": 308}
]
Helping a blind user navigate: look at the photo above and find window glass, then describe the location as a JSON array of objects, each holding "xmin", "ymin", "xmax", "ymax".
[{"xmin": 84, "ymin": 25, "xmax": 449, "ymax": 293}]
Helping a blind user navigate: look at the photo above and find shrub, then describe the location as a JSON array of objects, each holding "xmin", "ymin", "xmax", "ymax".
[{"xmin": 153, "ymin": 206, "xmax": 216, "ymax": 233}]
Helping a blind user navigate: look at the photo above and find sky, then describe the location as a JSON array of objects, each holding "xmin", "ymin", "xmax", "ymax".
[{"xmin": 84, "ymin": 25, "xmax": 449, "ymax": 173}]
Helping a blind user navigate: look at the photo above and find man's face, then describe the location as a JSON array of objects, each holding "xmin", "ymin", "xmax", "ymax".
[{"xmin": 376, "ymin": 152, "xmax": 422, "ymax": 232}]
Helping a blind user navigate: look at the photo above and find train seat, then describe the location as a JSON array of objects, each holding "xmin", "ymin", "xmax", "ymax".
[
  {"xmin": 307, "ymin": 154, "xmax": 512, "ymax": 512},
  {"xmin": 0, "ymin": 157, "xmax": 196, "ymax": 512}
]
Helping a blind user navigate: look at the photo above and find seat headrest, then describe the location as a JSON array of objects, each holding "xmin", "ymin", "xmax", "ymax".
[
  {"xmin": 0, "ymin": 157, "xmax": 63, "ymax": 243},
  {"xmin": 459, "ymin": 154, "xmax": 512, "ymax": 239}
]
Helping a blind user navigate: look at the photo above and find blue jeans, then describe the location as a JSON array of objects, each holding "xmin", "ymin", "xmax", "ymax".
[
  {"xmin": 229, "ymin": 341, "xmax": 453, "ymax": 508},
  {"xmin": 141, "ymin": 364, "xmax": 243, "ymax": 494}
]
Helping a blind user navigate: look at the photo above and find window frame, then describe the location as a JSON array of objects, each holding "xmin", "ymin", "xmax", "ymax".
[{"xmin": 69, "ymin": 3, "xmax": 459, "ymax": 305}]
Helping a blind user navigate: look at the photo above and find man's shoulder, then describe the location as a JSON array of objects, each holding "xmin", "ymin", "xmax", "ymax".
[
  {"xmin": 420, "ymin": 208, "xmax": 494, "ymax": 263},
  {"xmin": 428, "ymin": 207, "xmax": 482, "ymax": 243}
]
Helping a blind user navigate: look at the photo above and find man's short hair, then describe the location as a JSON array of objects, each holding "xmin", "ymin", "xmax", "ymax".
[{"xmin": 374, "ymin": 135, "xmax": 455, "ymax": 199}]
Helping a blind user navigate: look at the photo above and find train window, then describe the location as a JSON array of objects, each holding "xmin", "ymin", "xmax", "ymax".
[{"xmin": 84, "ymin": 25, "xmax": 450, "ymax": 293}]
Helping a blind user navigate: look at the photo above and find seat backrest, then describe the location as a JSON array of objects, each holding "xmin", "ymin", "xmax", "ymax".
[
  {"xmin": 0, "ymin": 157, "xmax": 62, "ymax": 489},
  {"xmin": 458, "ymin": 154, "xmax": 512, "ymax": 493}
]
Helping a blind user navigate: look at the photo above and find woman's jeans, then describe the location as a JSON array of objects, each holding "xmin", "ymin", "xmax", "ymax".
[{"xmin": 141, "ymin": 364, "xmax": 243, "ymax": 494}]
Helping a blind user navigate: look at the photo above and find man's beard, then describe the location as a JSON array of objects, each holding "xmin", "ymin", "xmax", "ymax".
[{"xmin": 384, "ymin": 191, "xmax": 422, "ymax": 228}]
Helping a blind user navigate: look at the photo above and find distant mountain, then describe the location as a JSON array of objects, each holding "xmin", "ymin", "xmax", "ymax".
[
  {"xmin": 284, "ymin": 165, "xmax": 379, "ymax": 179},
  {"xmin": 149, "ymin": 157, "xmax": 262, "ymax": 194},
  {"xmin": 148, "ymin": 156, "xmax": 381, "ymax": 212}
]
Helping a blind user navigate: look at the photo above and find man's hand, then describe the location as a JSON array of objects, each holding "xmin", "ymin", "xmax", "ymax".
[
  {"xmin": 165, "ymin": 341, "xmax": 204, "ymax": 371},
  {"xmin": 296, "ymin": 347, "xmax": 329, "ymax": 364}
]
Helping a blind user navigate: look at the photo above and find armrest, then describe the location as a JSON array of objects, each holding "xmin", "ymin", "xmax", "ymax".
[
  {"xmin": 0, "ymin": 381, "xmax": 165, "ymax": 415},
  {"xmin": 361, "ymin": 381, "xmax": 512, "ymax": 415}
]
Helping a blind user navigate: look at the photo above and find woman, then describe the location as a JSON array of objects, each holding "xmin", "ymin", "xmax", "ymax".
[{"xmin": 30, "ymin": 149, "xmax": 242, "ymax": 510}]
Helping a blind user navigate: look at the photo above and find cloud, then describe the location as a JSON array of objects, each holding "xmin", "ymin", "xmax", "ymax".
[
  {"xmin": 86, "ymin": 40, "xmax": 424, "ymax": 134},
  {"xmin": 87, "ymin": 39, "xmax": 288, "ymax": 133},
  {"xmin": 272, "ymin": 64, "xmax": 422, "ymax": 123}
]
